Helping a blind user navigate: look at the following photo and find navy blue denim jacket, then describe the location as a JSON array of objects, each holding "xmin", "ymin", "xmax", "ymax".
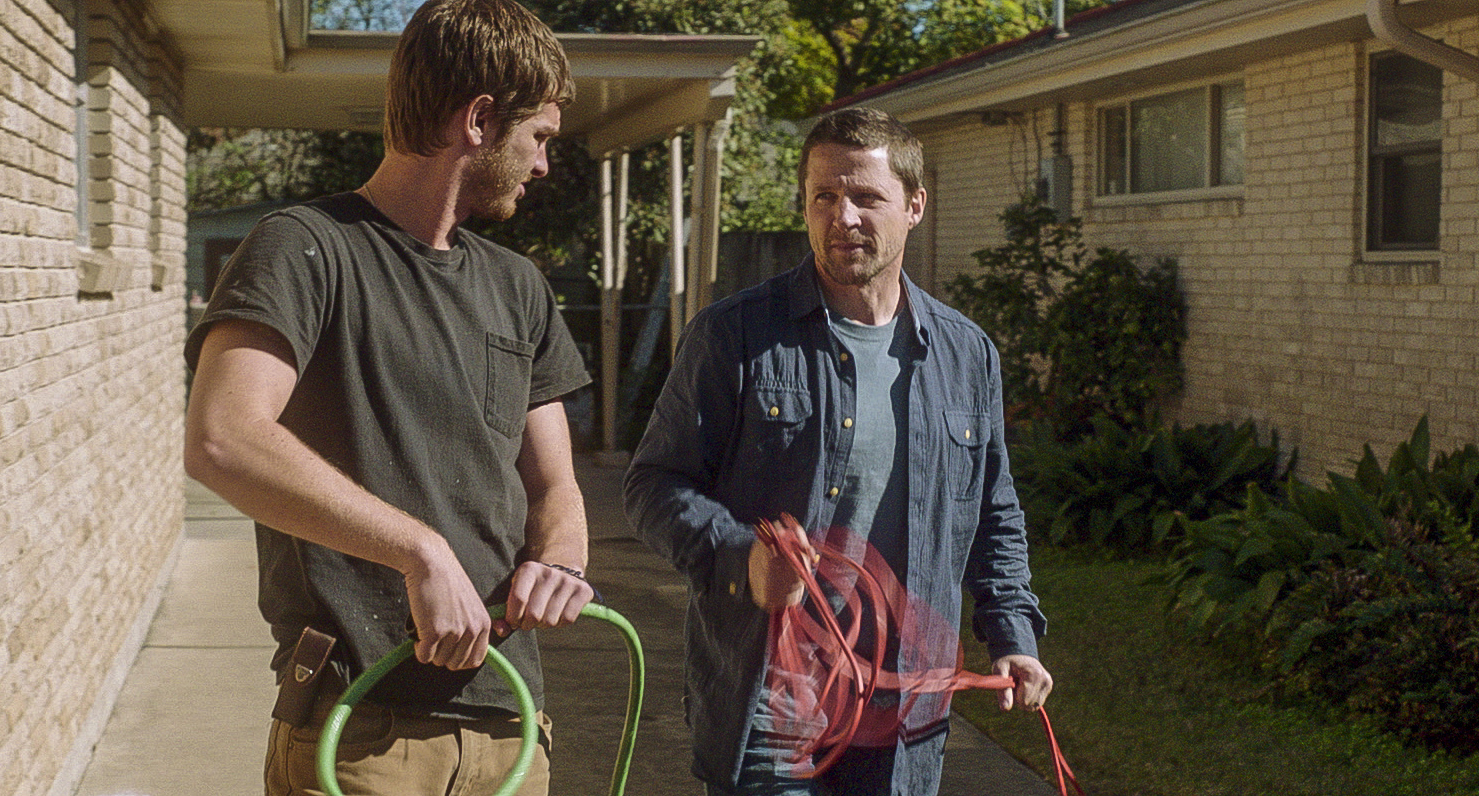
[{"xmin": 624, "ymin": 260, "xmax": 1046, "ymax": 788}]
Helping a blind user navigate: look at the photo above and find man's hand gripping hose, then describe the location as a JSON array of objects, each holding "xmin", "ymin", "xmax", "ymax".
[{"xmin": 316, "ymin": 602, "xmax": 644, "ymax": 796}]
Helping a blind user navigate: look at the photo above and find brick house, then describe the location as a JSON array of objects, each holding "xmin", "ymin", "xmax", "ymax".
[
  {"xmin": 2, "ymin": 2, "xmax": 188, "ymax": 793},
  {"xmin": 0, "ymin": 1, "xmax": 753, "ymax": 793},
  {"xmin": 833, "ymin": 0, "xmax": 1479, "ymax": 478}
]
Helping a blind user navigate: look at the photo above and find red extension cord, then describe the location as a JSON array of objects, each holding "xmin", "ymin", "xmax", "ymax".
[{"xmin": 755, "ymin": 515, "xmax": 1084, "ymax": 796}]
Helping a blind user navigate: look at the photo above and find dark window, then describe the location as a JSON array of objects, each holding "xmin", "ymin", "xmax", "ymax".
[{"xmin": 1368, "ymin": 52, "xmax": 1443, "ymax": 251}]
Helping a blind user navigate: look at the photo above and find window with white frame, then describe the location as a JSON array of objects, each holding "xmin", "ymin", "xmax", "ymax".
[
  {"xmin": 1367, "ymin": 52, "xmax": 1442, "ymax": 252},
  {"xmin": 1098, "ymin": 81, "xmax": 1244, "ymax": 196}
]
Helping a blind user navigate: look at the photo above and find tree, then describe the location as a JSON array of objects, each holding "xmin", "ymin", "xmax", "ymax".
[
  {"xmin": 311, "ymin": 0, "xmax": 418, "ymax": 30},
  {"xmin": 771, "ymin": 0, "xmax": 1116, "ymax": 118},
  {"xmin": 187, "ymin": 128, "xmax": 382, "ymax": 213}
]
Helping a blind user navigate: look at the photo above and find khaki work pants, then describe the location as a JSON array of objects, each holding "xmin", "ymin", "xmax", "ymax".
[{"xmin": 265, "ymin": 689, "xmax": 552, "ymax": 796}]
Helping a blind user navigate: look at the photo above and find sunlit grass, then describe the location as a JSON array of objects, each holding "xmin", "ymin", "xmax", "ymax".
[{"xmin": 955, "ymin": 545, "xmax": 1479, "ymax": 796}]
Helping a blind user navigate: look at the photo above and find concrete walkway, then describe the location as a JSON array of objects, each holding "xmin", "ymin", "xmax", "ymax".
[{"xmin": 73, "ymin": 456, "xmax": 1056, "ymax": 796}]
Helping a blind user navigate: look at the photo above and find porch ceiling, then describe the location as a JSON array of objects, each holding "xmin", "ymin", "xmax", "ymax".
[{"xmin": 145, "ymin": 0, "xmax": 758, "ymax": 156}]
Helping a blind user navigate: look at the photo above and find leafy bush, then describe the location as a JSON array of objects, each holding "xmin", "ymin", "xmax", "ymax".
[
  {"xmin": 947, "ymin": 196, "xmax": 1081, "ymax": 413},
  {"xmin": 1169, "ymin": 417, "xmax": 1478, "ymax": 633},
  {"xmin": 1166, "ymin": 479, "xmax": 1371, "ymax": 634},
  {"xmin": 1167, "ymin": 416, "xmax": 1479, "ymax": 754},
  {"xmin": 948, "ymin": 195, "xmax": 1186, "ymax": 435},
  {"xmin": 1351, "ymin": 416, "xmax": 1479, "ymax": 554},
  {"xmin": 1268, "ymin": 521, "xmax": 1479, "ymax": 755},
  {"xmin": 1043, "ymin": 247, "xmax": 1185, "ymax": 433},
  {"xmin": 1013, "ymin": 417, "xmax": 1290, "ymax": 555}
]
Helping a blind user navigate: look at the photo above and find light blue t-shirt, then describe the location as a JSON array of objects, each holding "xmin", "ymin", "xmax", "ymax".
[
  {"xmin": 751, "ymin": 306, "xmax": 915, "ymax": 741},
  {"xmin": 829, "ymin": 309, "xmax": 912, "ymax": 578}
]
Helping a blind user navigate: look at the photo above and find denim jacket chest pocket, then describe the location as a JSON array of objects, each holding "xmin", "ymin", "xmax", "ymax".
[
  {"xmin": 741, "ymin": 384, "xmax": 813, "ymax": 462},
  {"xmin": 942, "ymin": 408, "xmax": 988, "ymax": 500}
]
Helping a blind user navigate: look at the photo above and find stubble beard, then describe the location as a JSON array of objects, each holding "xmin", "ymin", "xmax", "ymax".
[
  {"xmin": 816, "ymin": 241, "xmax": 889, "ymax": 288},
  {"xmin": 466, "ymin": 140, "xmax": 522, "ymax": 222}
]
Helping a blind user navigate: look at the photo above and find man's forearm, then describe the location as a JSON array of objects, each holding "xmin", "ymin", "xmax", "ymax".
[
  {"xmin": 514, "ymin": 400, "xmax": 588, "ymax": 571},
  {"xmin": 522, "ymin": 476, "xmax": 588, "ymax": 570}
]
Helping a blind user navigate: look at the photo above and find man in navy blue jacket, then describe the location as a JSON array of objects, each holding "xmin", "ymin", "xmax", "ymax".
[{"xmin": 625, "ymin": 107, "xmax": 1054, "ymax": 796}]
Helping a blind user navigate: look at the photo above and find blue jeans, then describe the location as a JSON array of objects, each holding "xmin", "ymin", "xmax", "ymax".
[{"xmin": 703, "ymin": 730, "xmax": 947, "ymax": 796}]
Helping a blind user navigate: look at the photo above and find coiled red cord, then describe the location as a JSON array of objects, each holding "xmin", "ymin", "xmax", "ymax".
[{"xmin": 755, "ymin": 515, "xmax": 1084, "ymax": 796}]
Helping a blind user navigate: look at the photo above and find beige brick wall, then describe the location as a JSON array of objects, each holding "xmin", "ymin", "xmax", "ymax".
[
  {"xmin": 910, "ymin": 112, "xmax": 1044, "ymax": 293},
  {"xmin": 0, "ymin": 0, "xmax": 186, "ymax": 794},
  {"xmin": 918, "ymin": 16, "xmax": 1479, "ymax": 479}
]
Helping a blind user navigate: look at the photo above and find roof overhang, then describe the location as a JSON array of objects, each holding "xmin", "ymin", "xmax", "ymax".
[
  {"xmin": 835, "ymin": 0, "xmax": 1474, "ymax": 126},
  {"xmin": 145, "ymin": 0, "xmax": 759, "ymax": 155}
]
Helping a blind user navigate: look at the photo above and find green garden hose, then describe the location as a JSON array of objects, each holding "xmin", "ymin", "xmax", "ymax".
[{"xmin": 316, "ymin": 603, "xmax": 644, "ymax": 796}]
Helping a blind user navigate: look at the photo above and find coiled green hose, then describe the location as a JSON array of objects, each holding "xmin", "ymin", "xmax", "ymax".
[{"xmin": 316, "ymin": 603, "xmax": 644, "ymax": 796}]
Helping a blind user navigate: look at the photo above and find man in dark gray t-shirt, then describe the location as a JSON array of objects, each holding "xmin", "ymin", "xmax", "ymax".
[{"xmin": 183, "ymin": 3, "xmax": 592, "ymax": 794}]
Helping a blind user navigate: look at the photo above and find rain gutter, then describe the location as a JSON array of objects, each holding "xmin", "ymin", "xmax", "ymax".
[{"xmin": 1366, "ymin": 0, "xmax": 1479, "ymax": 83}]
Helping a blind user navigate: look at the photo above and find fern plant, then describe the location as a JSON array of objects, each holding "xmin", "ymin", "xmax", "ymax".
[{"xmin": 1014, "ymin": 418, "xmax": 1290, "ymax": 555}]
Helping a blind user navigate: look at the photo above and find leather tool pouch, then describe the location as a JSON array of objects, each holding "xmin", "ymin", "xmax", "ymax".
[{"xmin": 271, "ymin": 626, "xmax": 337, "ymax": 727}]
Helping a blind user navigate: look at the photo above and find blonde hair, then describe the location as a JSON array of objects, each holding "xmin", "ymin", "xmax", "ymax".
[{"xmin": 384, "ymin": 0, "xmax": 574, "ymax": 156}]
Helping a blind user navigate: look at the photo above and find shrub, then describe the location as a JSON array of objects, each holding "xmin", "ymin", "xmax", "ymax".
[
  {"xmin": 1167, "ymin": 416, "xmax": 1479, "ymax": 754},
  {"xmin": 1043, "ymin": 247, "xmax": 1185, "ymax": 433},
  {"xmin": 1351, "ymin": 416, "xmax": 1479, "ymax": 554},
  {"xmin": 1168, "ymin": 416, "xmax": 1479, "ymax": 634},
  {"xmin": 1013, "ymin": 417, "xmax": 1290, "ymax": 555},
  {"xmin": 1268, "ymin": 520, "xmax": 1479, "ymax": 755},
  {"xmin": 947, "ymin": 196, "xmax": 1080, "ymax": 414},
  {"xmin": 1166, "ymin": 479, "xmax": 1370, "ymax": 634},
  {"xmin": 948, "ymin": 194, "xmax": 1186, "ymax": 436}
]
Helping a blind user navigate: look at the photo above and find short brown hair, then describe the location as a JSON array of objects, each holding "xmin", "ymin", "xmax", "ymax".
[
  {"xmin": 384, "ymin": 0, "xmax": 574, "ymax": 156},
  {"xmin": 798, "ymin": 107, "xmax": 924, "ymax": 198}
]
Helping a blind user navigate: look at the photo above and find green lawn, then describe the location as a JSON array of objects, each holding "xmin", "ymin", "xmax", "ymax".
[{"xmin": 955, "ymin": 545, "xmax": 1479, "ymax": 796}]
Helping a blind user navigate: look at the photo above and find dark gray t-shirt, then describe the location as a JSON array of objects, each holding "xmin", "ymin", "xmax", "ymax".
[{"xmin": 184, "ymin": 192, "xmax": 590, "ymax": 717}]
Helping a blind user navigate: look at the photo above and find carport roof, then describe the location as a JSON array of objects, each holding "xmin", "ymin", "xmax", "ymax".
[{"xmin": 146, "ymin": 0, "xmax": 759, "ymax": 156}]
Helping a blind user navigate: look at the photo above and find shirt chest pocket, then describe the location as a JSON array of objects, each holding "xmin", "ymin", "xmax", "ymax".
[
  {"xmin": 741, "ymin": 385, "xmax": 813, "ymax": 459},
  {"xmin": 485, "ymin": 332, "xmax": 534, "ymax": 438},
  {"xmin": 943, "ymin": 409, "xmax": 988, "ymax": 501}
]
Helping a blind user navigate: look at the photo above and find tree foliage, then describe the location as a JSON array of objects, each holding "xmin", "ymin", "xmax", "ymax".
[
  {"xmin": 771, "ymin": 0, "xmax": 1115, "ymax": 116},
  {"xmin": 187, "ymin": 128, "xmax": 382, "ymax": 213}
]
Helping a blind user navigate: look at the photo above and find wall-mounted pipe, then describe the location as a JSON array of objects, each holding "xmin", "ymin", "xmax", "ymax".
[{"xmin": 1366, "ymin": 0, "xmax": 1479, "ymax": 84}]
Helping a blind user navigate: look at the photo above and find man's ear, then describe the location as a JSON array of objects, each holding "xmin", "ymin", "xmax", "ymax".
[
  {"xmin": 907, "ymin": 186, "xmax": 927, "ymax": 229},
  {"xmin": 459, "ymin": 95, "xmax": 499, "ymax": 147}
]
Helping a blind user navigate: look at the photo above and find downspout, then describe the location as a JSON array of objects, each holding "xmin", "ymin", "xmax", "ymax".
[{"xmin": 1366, "ymin": 0, "xmax": 1479, "ymax": 84}]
